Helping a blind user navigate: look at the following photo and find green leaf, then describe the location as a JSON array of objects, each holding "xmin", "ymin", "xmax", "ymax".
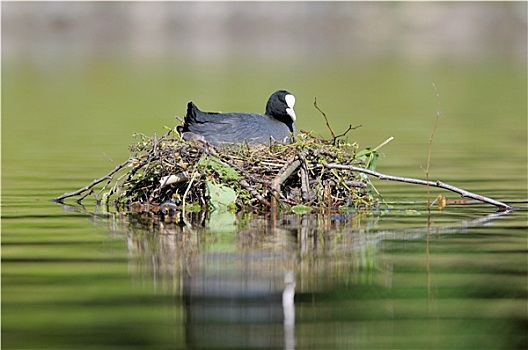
[
  {"xmin": 356, "ymin": 148, "xmax": 379, "ymax": 171},
  {"xmin": 291, "ymin": 204, "xmax": 313, "ymax": 214},
  {"xmin": 206, "ymin": 182, "xmax": 237, "ymax": 209},
  {"xmin": 184, "ymin": 203, "xmax": 201, "ymax": 212},
  {"xmin": 200, "ymin": 155, "xmax": 241, "ymax": 181},
  {"xmin": 367, "ymin": 151, "xmax": 379, "ymax": 171},
  {"xmin": 355, "ymin": 148, "xmax": 372, "ymax": 158}
]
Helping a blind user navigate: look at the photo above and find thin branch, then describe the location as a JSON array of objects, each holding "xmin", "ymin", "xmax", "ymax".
[
  {"xmin": 314, "ymin": 97, "xmax": 336, "ymax": 140},
  {"xmin": 53, "ymin": 159, "xmax": 131, "ymax": 203},
  {"xmin": 297, "ymin": 152, "xmax": 313, "ymax": 202},
  {"xmin": 270, "ymin": 157, "xmax": 302, "ymax": 209},
  {"xmin": 182, "ymin": 170, "xmax": 199, "ymax": 215},
  {"xmin": 372, "ymin": 136, "xmax": 394, "ymax": 152},
  {"xmin": 174, "ymin": 115, "xmax": 184, "ymax": 124},
  {"xmin": 240, "ymin": 179, "xmax": 271, "ymax": 207},
  {"xmin": 103, "ymin": 152, "xmax": 117, "ymax": 167},
  {"xmin": 273, "ymin": 158, "xmax": 302, "ymax": 190},
  {"xmin": 321, "ymin": 163, "xmax": 515, "ymax": 212},
  {"xmin": 425, "ymin": 83, "xmax": 442, "ymax": 209},
  {"xmin": 76, "ymin": 189, "xmax": 94, "ymax": 204},
  {"xmin": 333, "ymin": 124, "xmax": 362, "ymax": 141},
  {"xmin": 314, "ymin": 98, "xmax": 361, "ymax": 145}
]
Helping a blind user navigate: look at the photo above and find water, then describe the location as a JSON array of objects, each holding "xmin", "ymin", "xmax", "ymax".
[{"xmin": 2, "ymin": 60, "xmax": 527, "ymax": 349}]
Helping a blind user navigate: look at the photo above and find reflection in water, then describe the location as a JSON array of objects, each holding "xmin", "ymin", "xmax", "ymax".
[
  {"xmin": 65, "ymin": 204, "xmax": 519, "ymax": 349},
  {"xmin": 183, "ymin": 246, "xmax": 293, "ymax": 348},
  {"xmin": 283, "ymin": 270, "xmax": 296, "ymax": 350},
  {"xmin": 113, "ymin": 212, "xmax": 386, "ymax": 349}
]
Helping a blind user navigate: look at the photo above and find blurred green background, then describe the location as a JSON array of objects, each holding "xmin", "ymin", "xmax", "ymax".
[
  {"xmin": 3, "ymin": 2, "xmax": 526, "ymax": 184},
  {"xmin": 2, "ymin": 3, "xmax": 527, "ymax": 349}
]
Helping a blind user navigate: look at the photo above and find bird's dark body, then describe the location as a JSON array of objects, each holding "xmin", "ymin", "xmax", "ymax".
[{"xmin": 179, "ymin": 90, "xmax": 297, "ymax": 146}]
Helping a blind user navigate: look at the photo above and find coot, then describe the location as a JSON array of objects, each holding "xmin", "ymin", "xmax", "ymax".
[{"xmin": 179, "ymin": 90, "xmax": 297, "ymax": 145}]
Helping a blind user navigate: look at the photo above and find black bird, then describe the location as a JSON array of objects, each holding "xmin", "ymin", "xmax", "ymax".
[{"xmin": 179, "ymin": 90, "xmax": 297, "ymax": 145}]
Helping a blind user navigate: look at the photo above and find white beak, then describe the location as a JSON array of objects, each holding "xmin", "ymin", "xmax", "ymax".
[
  {"xmin": 285, "ymin": 94, "xmax": 296, "ymax": 121},
  {"xmin": 286, "ymin": 108, "xmax": 296, "ymax": 121}
]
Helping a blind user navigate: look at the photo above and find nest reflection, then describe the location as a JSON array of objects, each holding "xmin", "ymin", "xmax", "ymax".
[{"xmin": 118, "ymin": 212, "xmax": 390, "ymax": 296}]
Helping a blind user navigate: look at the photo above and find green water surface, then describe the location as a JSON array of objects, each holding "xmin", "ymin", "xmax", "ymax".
[{"xmin": 2, "ymin": 60, "xmax": 527, "ymax": 349}]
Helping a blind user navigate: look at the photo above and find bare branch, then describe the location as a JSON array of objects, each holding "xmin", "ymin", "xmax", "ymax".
[
  {"xmin": 314, "ymin": 97, "xmax": 336, "ymax": 140},
  {"xmin": 322, "ymin": 163, "xmax": 515, "ymax": 212},
  {"xmin": 372, "ymin": 136, "xmax": 394, "ymax": 152},
  {"xmin": 53, "ymin": 159, "xmax": 131, "ymax": 203},
  {"xmin": 333, "ymin": 124, "xmax": 362, "ymax": 141}
]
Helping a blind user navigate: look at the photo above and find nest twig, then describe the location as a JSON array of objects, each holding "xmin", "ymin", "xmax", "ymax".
[{"xmin": 54, "ymin": 130, "xmax": 374, "ymax": 213}]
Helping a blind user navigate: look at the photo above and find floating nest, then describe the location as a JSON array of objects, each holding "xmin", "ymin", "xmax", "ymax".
[
  {"xmin": 103, "ymin": 128, "xmax": 379, "ymax": 214},
  {"xmin": 54, "ymin": 112, "xmax": 514, "ymax": 215}
]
